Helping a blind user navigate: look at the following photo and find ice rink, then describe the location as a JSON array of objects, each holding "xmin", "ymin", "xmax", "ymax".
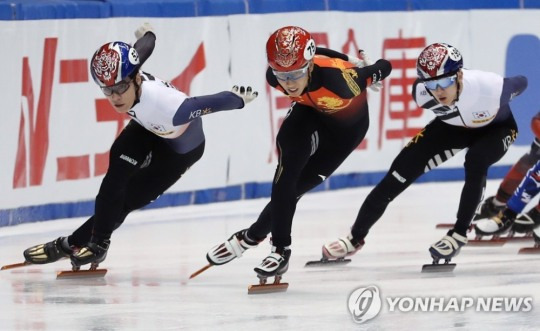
[{"xmin": 0, "ymin": 180, "xmax": 538, "ymax": 331}]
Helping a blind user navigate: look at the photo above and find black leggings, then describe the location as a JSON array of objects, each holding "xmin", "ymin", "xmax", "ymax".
[
  {"xmin": 69, "ymin": 121, "xmax": 204, "ymax": 246},
  {"xmin": 351, "ymin": 116, "xmax": 518, "ymax": 240},
  {"xmin": 248, "ymin": 104, "xmax": 370, "ymax": 247}
]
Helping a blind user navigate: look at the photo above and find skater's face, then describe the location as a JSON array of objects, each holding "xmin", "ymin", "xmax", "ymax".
[
  {"xmin": 424, "ymin": 71, "xmax": 462, "ymax": 106},
  {"xmin": 274, "ymin": 62, "xmax": 312, "ymax": 97},
  {"xmin": 103, "ymin": 74, "xmax": 142, "ymax": 113}
]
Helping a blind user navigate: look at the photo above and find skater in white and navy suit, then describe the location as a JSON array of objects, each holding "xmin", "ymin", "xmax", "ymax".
[
  {"xmin": 23, "ymin": 24, "xmax": 257, "ymax": 270},
  {"xmin": 322, "ymin": 42, "xmax": 527, "ymax": 264}
]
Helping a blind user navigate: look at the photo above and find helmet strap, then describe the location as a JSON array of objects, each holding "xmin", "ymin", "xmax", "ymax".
[{"xmin": 130, "ymin": 72, "xmax": 142, "ymax": 108}]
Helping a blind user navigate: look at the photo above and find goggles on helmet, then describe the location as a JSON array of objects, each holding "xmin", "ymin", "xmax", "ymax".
[
  {"xmin": 423, "ymin": 75, "xmax": 457, "ymax": 91},
  {"xmin": 101, "ymin": 79, "xmax": 132, "ymax": 96},
  {"xmin": 272, "ymin": 64, "xmax": 310, "ymax": 81}
]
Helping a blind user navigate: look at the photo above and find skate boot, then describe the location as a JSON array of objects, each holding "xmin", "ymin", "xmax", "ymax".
[
  {"xmin": 23, "ymin": 237, "xmax": 74, "ymax": 264},
  {"xmin": 429, "ymin": 230, "xmax": 468, "ymax": 261},
  {"xmin": 206, "ymin": 229, "xmax": 260, "ymax": 266},
  {"xmin": 248, "ymin": 246, "xmax": 291, "ymax": 294},
  {"xmin": 70, "ymin": 238, "xmax": 110, "ymax": 270},
  {"xmin": 322, "ymin": 234, "xmax": 364, "ymax": 259},
  {"xmin": 474, "ymin": 209, "xmax": 515, "ymax": 237},
  {"xmin": 473, "ymin": 196, "xmax": 505, "ymax": 220},
  {"xmin": 512, "ymin": 207, "xmax": 540, "ymax": 233},
  {"xmin": 254, "ymin": 246, "xmax": 291, "ymax": 278}
]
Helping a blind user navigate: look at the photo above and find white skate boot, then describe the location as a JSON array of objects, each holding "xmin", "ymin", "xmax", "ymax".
[
  {"xmin": 305, "ymin": 234, "xmax": 364, "ymax": 266},
  {"xmin": 206, "ymin": 229, "xmax": 260, "ymax": 266},
  {"xmin": 254, "ymin": 246, "xmax": 291, "ymax": 277},
  {"xmin": 248, "ymin": 246, "xmax": 291, "ymax": 294},
  {"xmin": 429, "ymin": 230, "xmax": 468, "ymax": 260},
  {"xmin": 474, "ymin": 210, "xmax": 514, "ymax": 237},
  {"xmin": 423, "ymin": 231, "xmax": 467, "ymax": 273},
  {"xmin": 322, "ymin": 234, "xmax": 364, "ymax": 260}
]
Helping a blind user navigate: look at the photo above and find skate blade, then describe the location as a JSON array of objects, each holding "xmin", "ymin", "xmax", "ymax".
[
  {"xmin": 56, "ymin": 269, "xmax": 107, "ymax": 279},
  {"xmin": 248, "ymin": 282, "xmax": 289, "ymax": 294},
  {"xmin": 435, "ymin": 223, "xmax": 453, "ymax": 229},
  {"xmin": 189, "ymin": 264, "xmax": 212, "ymax": 279},
  {"xmin": 518, "ymin": 247, "xmax": 540, "ymax": 254},
  {"xmin": 421, "ymin": 263, "xmax": 456, "ymax": 273},
  {"xmin": 467, "ymin": 238, "xmax": 506, "ymax": 246},
  {"xmin": 503, "ymin": 236, "xmax": 533, "ymax": 242},
  {"xmin": 305, "ymin": 258, "xmax": 351, "ymax": 267},
  {"xmin": 1, "ymin": 261, "xmax": 32, "ymax": 270}
]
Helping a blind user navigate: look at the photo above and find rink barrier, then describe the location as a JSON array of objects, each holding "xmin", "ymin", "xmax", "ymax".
[
  {"xmin": 1, "ymin": 0, "xmax": 539, "ymax": 20},
  {"xmin": 0, "ymin": 165, "xmax": 511, "ymax": 227}
]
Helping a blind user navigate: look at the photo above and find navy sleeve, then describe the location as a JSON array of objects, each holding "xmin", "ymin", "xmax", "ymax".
[
  {"xmin": 133, "ymin": 32, "xmax": 156, "ymax": 67},
  {"xmin": 172, "ymin": 91, "xmax": 245, "ymax": 126},
  {"xmin": 501, "ymin": 75, "xmax": 528, "ymax": 106}
]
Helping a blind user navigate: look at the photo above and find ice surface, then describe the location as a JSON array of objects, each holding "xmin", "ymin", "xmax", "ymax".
[{"xmin": 0, "ymin": 180, "xmax": 538, "ymax": 330}]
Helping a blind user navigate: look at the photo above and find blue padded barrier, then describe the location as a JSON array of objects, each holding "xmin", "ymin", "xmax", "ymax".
[
  {"xmin": 410, "ymin": 0, "xmax": 521, "ymax": 10},
  {"xmin": 0, "ymin": 0, "xmax": 110, "ymax": 20},
  {"xmin": 0, "ymin": 0, "xmax": 535, "ymax": 20},
  {"xmin": 524, "ymin": 0, "xmax": 540, "ymax": 8},
  {"xmin": 247, "ymin": 0, "xmax": 327, "ymax": 14},
  {"xmin": 106, "ymin": 0, "xmax": 196, "ymax": 17},
  {"xmin": 329, "ymin": 0, "xmax": 410, "ymax": 12},
  {"xmin": 197, "ymin": 0, "xmax": 246, "ymax": 16},
  {"xmin": 0, "ymin": 2, "xmax": 15, "ymax": 19}
]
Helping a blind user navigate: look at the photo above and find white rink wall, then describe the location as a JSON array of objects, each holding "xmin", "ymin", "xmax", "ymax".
[{"xmin": 1, "ymin": 10, "xmax": 539, "ymax": 223}]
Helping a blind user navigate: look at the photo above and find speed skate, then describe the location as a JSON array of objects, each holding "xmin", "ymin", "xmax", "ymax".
[
  {"xmin": 421, "ymin": 258, "xmax": 456, "ymax": 273},
  {"xmin": 517, "ymin": 231, "xmax": 540, "ymax": 254},
  {"xmin": 305, "ymin": 257, "xmax": 351, "ymax": 266},
  {"xmin": 518, "ymin": 242, "xmax": 540, "ymax": 254},
  {"xmin": 468, "ymin": 231, "xmax": 532, "ymax": 246},
  {"xmin": 248, "ymin": 274, "xmax": 289, "ymax": 294},
  {"xmin": 1, "ymin": 260, "xmax": 107, "ymax": 279}
]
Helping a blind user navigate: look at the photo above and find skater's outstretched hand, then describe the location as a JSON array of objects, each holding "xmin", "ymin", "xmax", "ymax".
[
  {"xmin": 231, "ymin": 85, "xmax": 258, "ymax": 106},
  {"xmin": 135, "ymin": 22, "xmax": 154, "ymax": 40},
  {"xmin": 348, "ymin": 50, "xmax": 383, "ymax": 92}
]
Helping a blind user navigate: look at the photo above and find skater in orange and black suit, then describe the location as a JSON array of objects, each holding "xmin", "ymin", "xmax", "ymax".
[{"xmin": 206, "ymin": 25, "xmax": 392, "ymax": 279}]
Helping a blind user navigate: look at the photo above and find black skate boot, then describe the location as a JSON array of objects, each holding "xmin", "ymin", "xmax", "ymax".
[
  {"xmin": 512, "ymin": 207, "xmax": 540, "ymax": 233},
  {"xmin": 23, "ymin": 237, "xmax": 74, "ymax": 264},
  {"xmin": 70, "ymin": 237, "xmax": 110, "ymax": 270},
  {"xmin": 473, "ymin": 196, "xmax": 505, "ymax": 220},
  {"xmin": 474, "ymin": 209, "xmax": 516, "ymax": 236},
  {"xmin": 206, "ymin": 229, "xmax": 261, "ymax": 266}
]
